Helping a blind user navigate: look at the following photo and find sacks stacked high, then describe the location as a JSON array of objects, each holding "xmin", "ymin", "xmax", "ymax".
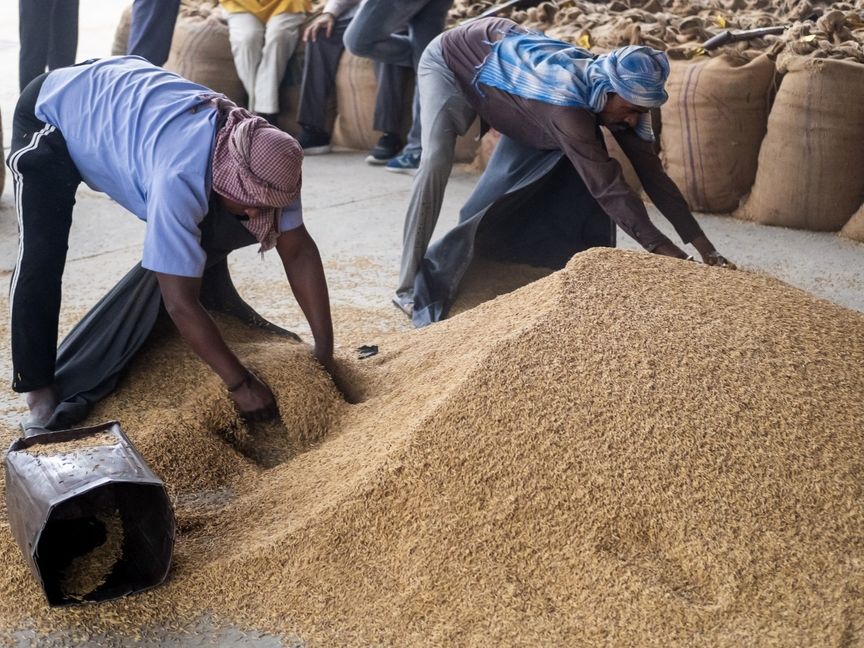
[
  {"xmin": 735, "ymin": 53, "xmax": 864, "ymax": 230},
  {"xmin": 661, "ymin": 53, "xmax": 775, "ymax": 213},
  {"xmin": 110, "ymin": 0, "xmax": 864, "ymax": 237}
]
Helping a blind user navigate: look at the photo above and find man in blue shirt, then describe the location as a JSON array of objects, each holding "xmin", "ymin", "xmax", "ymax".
[{"xmin": 7, "ymin": 56, "xmax": 336, "ymax": 430}]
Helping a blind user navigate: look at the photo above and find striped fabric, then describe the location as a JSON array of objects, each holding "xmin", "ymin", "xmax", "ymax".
[
  {"xmin": 474, "ymin": 30, "xmax": 670, "ymax": 141},
  {"xmin": 211, "ymin": 106, "xmax": 303, "ymax": 250}
]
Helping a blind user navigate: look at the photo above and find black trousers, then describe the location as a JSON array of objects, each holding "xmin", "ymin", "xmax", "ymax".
[
  {"xmin": 19, "ymin": 0, "xmax": 79, "ymax": 91},
  {"xmin": 8, "ymin": 72, "xmax": 82, "ymax": 393},
  {"xmin": 296, "ymin": 15, "xmax": 409, "ymax": 135}
]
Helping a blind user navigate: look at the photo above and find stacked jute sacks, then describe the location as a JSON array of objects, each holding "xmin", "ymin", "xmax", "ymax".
[
  {"xmin": 112, "ymin": 0, "xmax": 480, "ymax": 161},
  {"xmin": 454, "ymin": 0, "xmax": 864, "ymax": 242},
  {"xmin": 0, "ymin": 249, "xmax": 863, "ymax": 644}
]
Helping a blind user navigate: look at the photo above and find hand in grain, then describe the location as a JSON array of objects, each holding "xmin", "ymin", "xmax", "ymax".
[
  {"xmin": 315, "ymin": 351, "xmax": 357, "ymax": 404},
  {"xmin": 229, "ymin": 371, "xmax": 279, "ymax": 421}
]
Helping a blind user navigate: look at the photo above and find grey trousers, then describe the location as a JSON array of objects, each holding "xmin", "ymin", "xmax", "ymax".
[
  {"xmin": 226, "ymin": 11, "xmax": 305, "ymax": 114},
  {"xmin": 344, "ymin": 0, "xmax": 453, "ymax": 157},
  {"xmin": 396, "ymin": 34, "xmax": 475, "ymax": 299},
  {"xmin": 297, "ymin": 15, "xmax": 408, "ymax": 136}
]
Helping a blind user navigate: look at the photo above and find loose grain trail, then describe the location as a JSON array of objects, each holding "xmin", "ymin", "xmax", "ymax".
[{"xmin": 1, "ymin": 248, "xmax": 862, "ymax": 646}]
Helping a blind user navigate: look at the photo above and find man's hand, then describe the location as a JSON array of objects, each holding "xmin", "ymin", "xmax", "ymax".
[
  {"xmin": 690, "ymin": 235, "xmax": 736, "ymax": 269},
  {"xmin": 653, "ymin": 241, "xmax": 688, "ymax": 259},
  {"xmin": 228, "ymin": 370, "xmax": 279, "ymax": 421},
  {"xmin": 702, "ymin": 250, "xmax": 737, "ymax": 269},
  {"xmin": 303, "ymin": 12, "xmax": 335, "ymax": 42},
  {"xmin": 155, "ymin": 273, "xmax": 281, "ymax": 420}
]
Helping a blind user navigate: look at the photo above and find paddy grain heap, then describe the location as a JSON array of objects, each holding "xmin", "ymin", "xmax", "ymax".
[{"xmin": 0, "ymin": 248, "xmax": 862, "ymax": 646}]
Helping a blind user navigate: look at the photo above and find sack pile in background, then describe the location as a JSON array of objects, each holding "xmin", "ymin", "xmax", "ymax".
[
  {"xmin": 449, "ymin": 0, "xmax": 864, "ymax": 237},
  {"xmin": 112, "ymin": 0, "xmax": 864, "ymax": 237}
]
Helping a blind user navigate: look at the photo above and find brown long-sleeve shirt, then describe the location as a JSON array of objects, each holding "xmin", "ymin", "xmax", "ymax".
[{"xmin": 440, "ymin": 18, "xmax": 705, "ymax": 250}]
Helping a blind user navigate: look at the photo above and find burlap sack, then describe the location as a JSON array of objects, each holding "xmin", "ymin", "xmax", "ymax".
[
  {"xmin": 470, "ymin": 128, "xmax": 501, "ymax": 173},
  {"xmin": 736, "ymin": 55, "xmax": 864, "ymax": 230},
  {"xmin": 840, "ymin": 203, "xmax": 864, "ymax": 243},
  {"xmin": 332, "ymin": 52, "xmax": 479, "ymax": 162},
  {"xmin": 164, "ymin": 1, "xmax": 245, "ymax": 104},
  {"xmin": 661, "ymin": 54, "xmax": 775, "ymax": 214},
  {"xmin": 331, "ymin": 52, "xmax": 382, "ymax": 151},
  {"xmin": 111, "ymin": 4, "xmax": 134, "ymax": 56}
]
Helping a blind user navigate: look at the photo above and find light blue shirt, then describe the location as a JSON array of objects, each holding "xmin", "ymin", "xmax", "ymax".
[{"xmin": 35, "ymin": 56, "xmax": 303, "ymax": 277}]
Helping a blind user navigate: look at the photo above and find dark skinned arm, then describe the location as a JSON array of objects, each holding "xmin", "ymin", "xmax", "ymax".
[
  {"xmin": 275, "ymin": 225, "xmax": 335, "ymax": 373},
  {"xmin": 613, "ymin": 128, "xmax": 736, "ymax": 267},
  {"xmin": 155, "ymin": 272, "xmax": 278, "ymax": 420}
]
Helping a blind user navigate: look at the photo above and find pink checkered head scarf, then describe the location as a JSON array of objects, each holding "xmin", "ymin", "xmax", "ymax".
[{"xmin": 211, "ymin": 107, "xmax": 303, "ymax": 250}]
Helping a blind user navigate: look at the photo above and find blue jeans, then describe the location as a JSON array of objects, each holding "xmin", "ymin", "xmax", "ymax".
[{"xmin": 344, "ymin": 0, "xmax": 453, "ymax": 155}]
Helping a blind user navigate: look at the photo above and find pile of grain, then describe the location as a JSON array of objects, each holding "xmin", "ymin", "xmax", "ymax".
[
  {"xmin": 22, "ymin": 432, "xmax": 118, "ymax": 456},
  {"xmin": 59, "ymin": 511, "xmax": 124, "ymax": 601},
  {"xmin": 1, "ymin": 248, "xmax": 863, "ymax": 645}
]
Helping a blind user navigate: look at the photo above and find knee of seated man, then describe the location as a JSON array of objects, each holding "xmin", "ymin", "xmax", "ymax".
[{"xmin": 343, "ymin": 26, "xmax": 376, "ymax": 58}]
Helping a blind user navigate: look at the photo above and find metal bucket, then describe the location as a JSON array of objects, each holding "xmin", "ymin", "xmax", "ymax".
[{"xmin": 4, "ymin": 420, "xmax": 175, "ymax": 606}]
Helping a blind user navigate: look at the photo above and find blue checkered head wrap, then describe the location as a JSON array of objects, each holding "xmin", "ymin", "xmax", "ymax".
[{"xmin": 473, "ymin": 30, "xmax": 670, "ymax": 141}]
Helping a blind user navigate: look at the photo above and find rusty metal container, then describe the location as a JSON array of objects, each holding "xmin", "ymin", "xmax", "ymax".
[{"xmin": 4, "ymin": 420, "xmax": 175, "ymax": 606}]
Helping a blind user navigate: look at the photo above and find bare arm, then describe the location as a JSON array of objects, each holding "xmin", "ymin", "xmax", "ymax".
[
  {"xmin": 548, "ymin": 109, "xmax": 688, "ymax": 259},
  {"xmin": 155, "ymin": 272, "xmax": 278, "ymax": 420},
  {"xmin": 275, "ymin": 226, "xmax": 335, "ymax": 371},
  {"xmin": 614, "ymin": 128, "xmax": 735, "ymax": 267}
]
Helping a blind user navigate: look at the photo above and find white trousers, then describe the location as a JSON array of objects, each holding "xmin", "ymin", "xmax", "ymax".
[{"xmin": 226, "ymin": 11, "xmax": 305, "ymax": 114}]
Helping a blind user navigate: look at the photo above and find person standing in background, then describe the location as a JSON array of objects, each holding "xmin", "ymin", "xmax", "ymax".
[
  {"xmin": 18, "ymin": 0, "xmax": 79, "ymax": 92},
  {"xmin": 127, "ymin": 0, "xmax": 181, "ymax": 66},
  {"xmin": 343, "ymin": 0, "xmax": 453, "ymax": 174},
  {"xmin": 220, "ymin": 0, "xmax": 310, "ymax": 124}
]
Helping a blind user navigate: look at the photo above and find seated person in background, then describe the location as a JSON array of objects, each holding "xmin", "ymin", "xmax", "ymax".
[
  {"xmin": 397, "ymin": 17, "xmax": 735, "ymax": 320},
  {"xmin": 220, "ymin": 0, "xmax": 309, "ymax": 123},
  {"xmin": 296, "ymin": 1, "xmax": 410, "ymax": 164}
]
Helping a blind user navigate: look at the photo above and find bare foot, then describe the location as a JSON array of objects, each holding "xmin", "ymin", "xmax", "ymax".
[{"xmin": 24, "ymin": 386, "xmax": 58, "ymax": 429}]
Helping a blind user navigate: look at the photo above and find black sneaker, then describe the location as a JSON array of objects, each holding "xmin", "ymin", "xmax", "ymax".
[
  {"xmin": 366, "ymin": 132, "xmax": 403, "ymax": 165},
  {"xmin": 296, "ymin": 128, "xmax": 332, "ymax": 155}
]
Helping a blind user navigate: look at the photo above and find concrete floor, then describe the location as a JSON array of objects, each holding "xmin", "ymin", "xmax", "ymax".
[{"xmin": 0, "ymin": 2, "xmax": 863, "ymax": 646}]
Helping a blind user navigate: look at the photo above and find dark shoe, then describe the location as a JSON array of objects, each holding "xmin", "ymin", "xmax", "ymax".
[
  {"xmin": 385, "ymin": 151, "xmax": 421, "ymax": 175},
  {"xmin": 366, "ymin": 133, "xmax": 403, "ymax": 165},
  {"xmin": 296, "ymin": 128, "xmax": 332, "ymax": 155}
]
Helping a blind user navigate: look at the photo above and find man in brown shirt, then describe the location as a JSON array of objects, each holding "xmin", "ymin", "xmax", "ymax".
[{"xmin": 395, "ymin": 17, "xmax": 733, "ymax": 319}]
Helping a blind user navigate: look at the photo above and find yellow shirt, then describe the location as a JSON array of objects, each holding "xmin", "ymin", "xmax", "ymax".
[{"xmin": 220, "ymin": 0, "xmax": 310, "ymax": 22}]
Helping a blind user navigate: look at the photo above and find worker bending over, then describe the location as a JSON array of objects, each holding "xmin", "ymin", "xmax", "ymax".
[
  {"xmin": 395, "ymin": 17, "xmax": 734, "ymax": 319},
  {"xmin": 8, "ymin": 56, "xmax": 335, "ymax": 430}
]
